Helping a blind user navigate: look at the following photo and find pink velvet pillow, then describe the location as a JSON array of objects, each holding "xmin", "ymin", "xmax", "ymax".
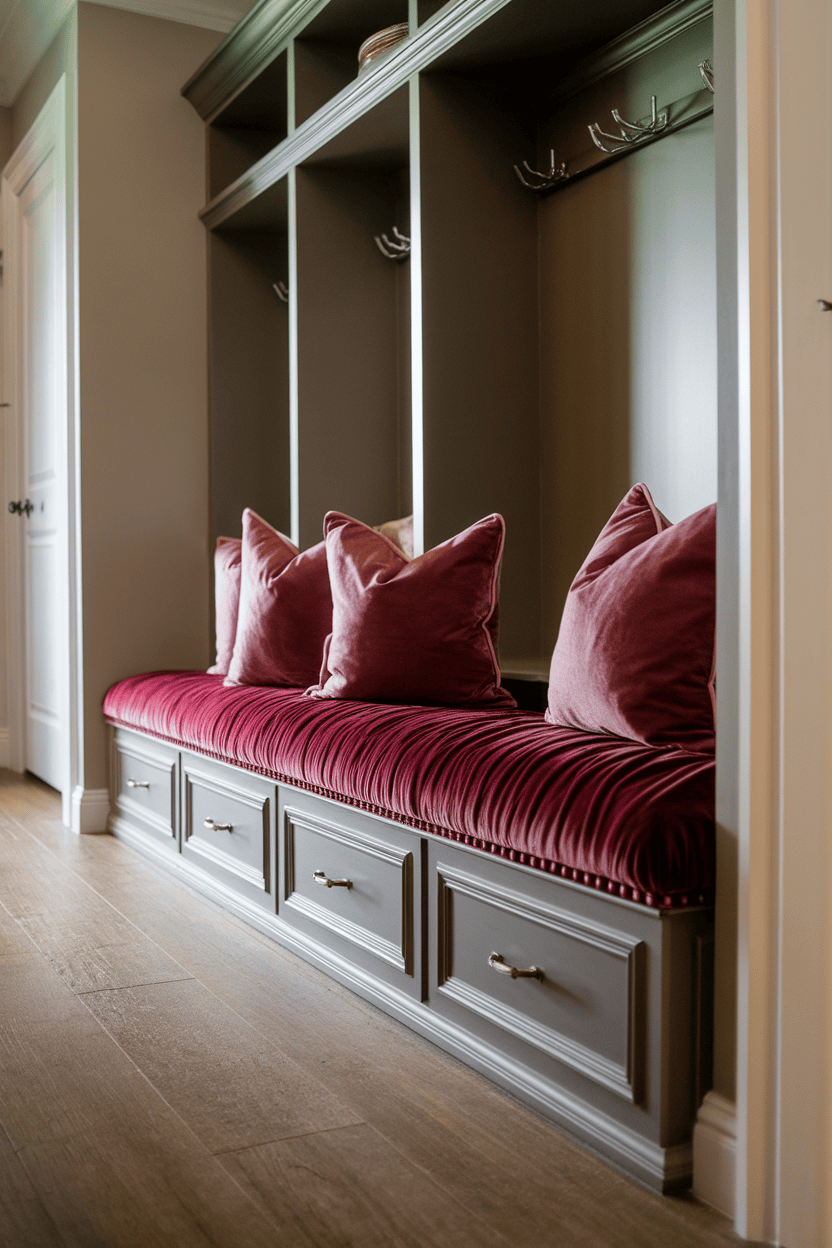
[
  {"xmin": 225, "ymin": 510, "xmax": 332, "ymax": 689},
  {"xmin": 207, "ymin": 537, "xmax": 242, "ymax": 676},
  {"xmin": 307, "ymin": 511, "xmax": 515, "ymax": 708},
  {"xmin": 546, "ymin": 484, "xmax": 716, "ymax": 753}
]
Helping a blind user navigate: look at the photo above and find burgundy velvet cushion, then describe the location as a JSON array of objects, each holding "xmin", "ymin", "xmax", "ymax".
[
  {"xmin": 225, "ymin": 509, "xmax": 332, "ymax": 689},
  {"xmin": 207, "ymin": 537, "xmax": 242, "ymax": 676},
  {"xmin": 104, "ymin": 671, "xmax": 715, "ymax": 906},
  {"xmin": 308, "ymin": 511, "xmax": 515, "ymax": 708},
  {"xmin": 546, "ymin": 484, "xmax": 716, "ymax": 753}
]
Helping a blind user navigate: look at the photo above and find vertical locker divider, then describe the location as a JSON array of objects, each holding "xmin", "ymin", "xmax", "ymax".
[
  {"xmin": 288, "ymin": 165, "xmax": 301, "ymax": 547},
  {"xmin": 294, "ymin": 88, "xmax": 412, "ymax": 549},
  {"xmin": 408, "ymin": 72, "xmax": 424, "ymax": 555}
]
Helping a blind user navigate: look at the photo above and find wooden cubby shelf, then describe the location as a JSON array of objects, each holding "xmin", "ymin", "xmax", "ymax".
[
  {"xmin": 296, "ymin": 89, "xmax": 411, "ymax": 546},
  {"xmin": 208, "ymin": 177, "xmax": 291, "ymax": 545},
  {"xmin": 294, "ymin": 0, "xmax": 409, "ymax": 126},
  {"xmin": 206, "ymin": 50, "xmax": 289, "ymax": 199}
]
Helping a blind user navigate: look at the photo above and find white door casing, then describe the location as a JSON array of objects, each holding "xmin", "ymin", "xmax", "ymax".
[
  {"xmin": 3, "ymin": 76, "xmax": 77, "ymax": 823},
  {"xmin": 713, "ymin": 0, "xmax": 832, "ymax": 1243}
]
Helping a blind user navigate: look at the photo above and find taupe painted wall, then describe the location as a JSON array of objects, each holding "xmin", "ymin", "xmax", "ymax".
[{"xmin": 77, "ymin": 4, "xmax": 221, "ymax": 790}]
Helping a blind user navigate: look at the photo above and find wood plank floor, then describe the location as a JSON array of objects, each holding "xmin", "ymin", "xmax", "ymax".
[{"xmin": 0, "ymin": 770, "xmax": 742, "ymax": 1248}]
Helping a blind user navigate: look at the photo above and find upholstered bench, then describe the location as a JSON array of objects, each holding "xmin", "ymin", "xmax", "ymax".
[{"xmin": 104, "ymin": 669, "xmax": 714, "ymax": 1193}]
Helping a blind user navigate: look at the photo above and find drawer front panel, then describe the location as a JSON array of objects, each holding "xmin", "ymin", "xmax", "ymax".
[
  {"xmin": 434, "ymin": 859, "xmax": 645, "ymax": 1103},
  {"xmin": 282, "ymin": 797, "xmax": 416, "ymax": 989},
  {"xmin": 182, "ymin": 758, "xmax": 273, "ymax": 907},
  {"xmin": 114, "ymin": 732, "xmax": 177, "ymax": 846}
]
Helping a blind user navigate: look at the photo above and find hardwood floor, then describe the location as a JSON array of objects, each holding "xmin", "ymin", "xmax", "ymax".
[{"xmin": 0, "ymin": 770, "xmax": 741, "ymax": 1248}]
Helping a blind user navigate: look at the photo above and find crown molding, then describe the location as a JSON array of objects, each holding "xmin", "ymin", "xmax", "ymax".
[
  {"xmin": 0, "ymin": 0, "xmax": 247, "ymax": 108},
  {"xmin": 83, "ymin": 0, "xmax": 250, "ymax": 35},
  {"xmin": 548, "ymin": 0, "xmax": 712, "ymax": 107}
]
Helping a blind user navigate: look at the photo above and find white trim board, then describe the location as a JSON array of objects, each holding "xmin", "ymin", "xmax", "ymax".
[
  {"xmin": 722, "ymin": 0, "xmax": 832, "ymax": 1242},
  {"xmin": 71, "ymin": 786, "xmax": 110, "ymax": 834},
  {"xmin": 692, "ymin": 1093, "xmax": 736, "ymax": 1219}
]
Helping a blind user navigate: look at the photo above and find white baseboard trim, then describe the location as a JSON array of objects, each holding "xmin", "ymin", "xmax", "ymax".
[
  {"xmin": 0, "ymin": 728, "xmax": 9, "ymax": 768},
  {"xmin": 70, "ymin": 786, "xmax": 111, "ymax": 835},
  {"xmin": 692, "ymin": 1091, "xmax": 736, "ymax": 1218}
]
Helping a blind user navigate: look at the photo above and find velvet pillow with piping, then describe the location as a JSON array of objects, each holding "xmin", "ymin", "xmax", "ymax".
[
  {"xmin": 217, "ymin": 510, "xmax": 415, "ymax": 687},
  {"xmin": 307, "ymin": 511, "xmax": 515, "ymax": 708},
  {"xmin": 224, "ymin": 510, "xmax": 332, "ymax": 688},
  {"xmin": 207, "ymin": 537, "xmax": 242, "ymax": 676},
  {"xmin": 546, "ymin": 484, "xmax": 716, "ymax": 753}
]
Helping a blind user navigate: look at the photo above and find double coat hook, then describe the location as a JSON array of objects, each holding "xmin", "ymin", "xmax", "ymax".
[
  {"xmin": 514, "ymin": 151, "xmax": 569, "ymax": 191},
  {"xmin": 273, "ymin": 280, "xmax": 289, "ymax": 303},
  {"xmin": 588, "ymin": 94, "xmax": 668, "ymax": 154},
  {"xmin": 375, "ymin": 226, "xmax": 410, "ymax": 260}
]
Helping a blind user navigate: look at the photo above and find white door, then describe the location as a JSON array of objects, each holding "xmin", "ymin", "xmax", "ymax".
[
  {"xmin": 3, "ymin": 79, "xmax": 71, "ymax": 801},
  {"xmin": 15, "ymin": 158, "xmax": 62, "ymax": 788}
]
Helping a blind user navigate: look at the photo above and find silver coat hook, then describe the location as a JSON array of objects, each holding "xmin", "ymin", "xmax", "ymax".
[
  {"xmin": 589, "ymin": 95, "xmax": 667, "ymax": 154},
  {"xmin": 699, "ymin": 59, "xmax": 715, "ymax": 93},
  {"xmin": 375, "ymin": 228, "xmax": 411, "ymax": 260},
  {"xmin": 514, "ymin": 150, "xmax": 568, "ymax": 191},
  {"xmin": 273, "ymin": 280, "xmax": 289, "ymax": 303}
]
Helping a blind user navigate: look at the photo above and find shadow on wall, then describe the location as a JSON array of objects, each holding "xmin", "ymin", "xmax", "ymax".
[
  {"xmin": 540, "ymin": 158, "xmax": 634, "ymax": 647},
  {"xmin": 539, "ymin": 114, "xmax": 717, "ymax": 651}
]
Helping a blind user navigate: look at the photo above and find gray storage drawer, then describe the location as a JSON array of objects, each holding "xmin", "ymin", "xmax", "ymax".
[
  {"xmin": 181, "ymin": 755, "xmax": 275, "ymax": 910},
  {"xmin": 112, "ymin": 729, "xmax": 177, "ymax": 849},
  {"xmin": 279, "ymin": 790, "xmax": 422, "ymax": 998},
  {"xmin": 432, "ymin": 851, "xmax": 645, "ymax": 1105},
  {"xmin": 428, "ymin": 839, "xmax": 713, "ymax": 1176}
]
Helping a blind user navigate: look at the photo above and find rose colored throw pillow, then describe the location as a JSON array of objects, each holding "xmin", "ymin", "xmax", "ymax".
[
  {"xmin": 307, "ymin": 511, "xmax": 515, "ymax": 708},
  {"xmin": 546, "ymin": 484, "xmax": 716, "ymax": 753},
  {"xmin": 208, "ymin": 537, "xmax": 242, "ymax": 676},
  {"xmin": 225, "ymin": 509, "xmax": 333, "ymax": 689}
]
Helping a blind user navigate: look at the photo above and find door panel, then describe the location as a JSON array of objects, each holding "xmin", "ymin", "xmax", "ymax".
[{"xmin": 18, "ymin": 153, "xmax": 62, "ymax": 789}]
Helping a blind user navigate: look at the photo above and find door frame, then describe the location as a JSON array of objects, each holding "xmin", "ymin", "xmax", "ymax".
[
  {"xmin": 716, "ymin": 1, "xmax": 832, "ymax": 1243},
  {"xmin": 2, "ymin": 74, "xmax": 80, "ymax": 828}
]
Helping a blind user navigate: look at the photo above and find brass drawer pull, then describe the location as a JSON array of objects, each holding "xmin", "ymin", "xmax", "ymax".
[
  {"xmin": 313, "ymin": 870, "xmax": 352, "ymax": 889},
  {"xmin": 203, "ymin": 817, "xmax": 233, "ymax": 832},
  {"xmin": 488, "ymin": 952, "xmax": 541, "ymax": 980},
  {"xmin": 126, "ymin": 778, "xmax": 150, "ymax": 789}
]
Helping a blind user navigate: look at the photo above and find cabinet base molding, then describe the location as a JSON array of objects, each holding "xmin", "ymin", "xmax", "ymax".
[
  {"xmin": 692, "ymin": 1091, "xmax": 736, "ymax": 1217},
  {"xmin": 72, "ymin": 786, "xmax": 111, "ymax": 834}
]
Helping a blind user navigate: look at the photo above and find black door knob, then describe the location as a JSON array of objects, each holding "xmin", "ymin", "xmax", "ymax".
[{"xmin": 8, "ymin": 500, "xmax": 33, "ymax": 516}]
